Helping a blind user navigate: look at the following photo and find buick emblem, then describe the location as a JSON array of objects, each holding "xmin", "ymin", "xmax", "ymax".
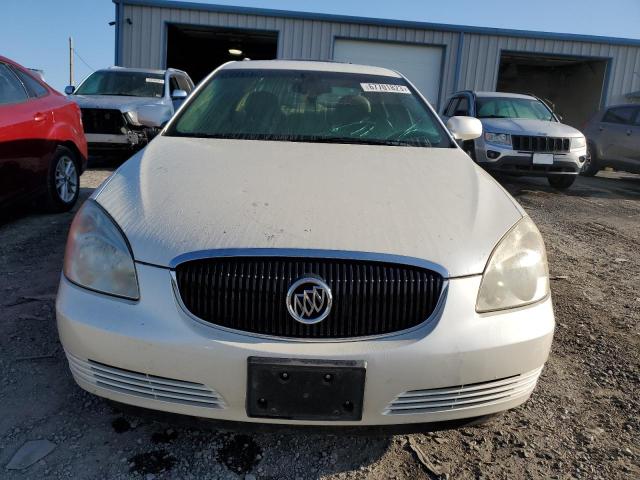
[{"xmin": 286, "ymin": 277, "xmax": 333, "ymax": 325}]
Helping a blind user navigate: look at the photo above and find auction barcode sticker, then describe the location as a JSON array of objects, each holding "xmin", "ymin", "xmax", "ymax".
[
  {"xmin": 360, "ymin": 83, "xmax": 411, "ymax": 94},
  {"xmin": 146, "ymin": 78, "xmax": 165, "ymax": 84}
]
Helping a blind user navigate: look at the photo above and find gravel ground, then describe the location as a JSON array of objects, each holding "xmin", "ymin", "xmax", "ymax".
[{"xmin": 0, "ymin": 167, "xmax": 638, "ymax": 479}]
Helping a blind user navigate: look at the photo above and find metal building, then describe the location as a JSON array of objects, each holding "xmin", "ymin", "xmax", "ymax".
[{"xmin": 113, "ymin": 0, "xmax": 640, "ymax": 127}]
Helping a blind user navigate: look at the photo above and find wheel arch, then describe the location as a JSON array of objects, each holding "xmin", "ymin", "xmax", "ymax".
[
  {"xmin": 58, "ymin": 140, "xmax": 87, "ymax": 173},
  {"xmin": 587, "ymin": 138, "xmax": 604, "ymax": 161}
]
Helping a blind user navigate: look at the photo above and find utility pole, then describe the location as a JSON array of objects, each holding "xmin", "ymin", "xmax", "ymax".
[{"xmin": 68, "ymin": 36, "xmax": 74, "ymax": 86}]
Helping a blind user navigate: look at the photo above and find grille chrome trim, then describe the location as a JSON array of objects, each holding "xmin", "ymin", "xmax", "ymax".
[
  {"xmin": 168, "ymin": 248, "xmax": 450, "ymax": 278},
  {"xmin": 66, "ymin": 353, "xmax": 225, "ymax": 408},
  {"xmin": 384, "ymin": 368, "xmax": 542, "ymax": 415},
  {"xmin": 170, "ymin": 249, "xmax": 449, "ymax": 342},
  {"xmin": 511, "ymin": 135, "xmax": 570, "ymax": 153}
]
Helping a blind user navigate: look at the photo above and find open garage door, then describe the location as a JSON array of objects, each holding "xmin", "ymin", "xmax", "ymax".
[
  {"xmin": 333, "ymin": 39, "xmax": 443, "ymax": 107},
  {"xmin": 497, "ymin": 52, "xmax": 608, "ymax": 128},
  {"xmin": 166, "ymin": 25, "xmax": 278, "ymax": 84}
]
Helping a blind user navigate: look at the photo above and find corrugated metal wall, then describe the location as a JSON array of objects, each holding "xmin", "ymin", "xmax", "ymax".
[
  {"xmin": 119, "ymin": 2, "xmax": 640, "ymax": 107},
  {"xmin": 119, "ymin": 3, "xmax": 460, "ymax": 108},
  {"xmin": 459, "ymin": 33, "xmax": 640, "ymax": 105}
]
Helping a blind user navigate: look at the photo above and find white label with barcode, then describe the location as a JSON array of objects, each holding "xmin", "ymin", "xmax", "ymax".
[{"xmin": 360, "ymin": 83, "xmax": 411, "ymax": 94}]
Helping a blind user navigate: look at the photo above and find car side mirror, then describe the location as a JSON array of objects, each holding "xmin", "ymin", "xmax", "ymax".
[
  {"xmin": 136, "ymin": 105, "xmax": 164, "ymax": 128},
  {"xmin": 64, "ymin": 85, "xmax": 75, "ymax": 95},
  {"xmin": 446, "ymin": 116, "xmax": 483, "ymax": 141},
  {"xmin": 171, "ymin": 89, "xmax": 188, "ymax": 100}
]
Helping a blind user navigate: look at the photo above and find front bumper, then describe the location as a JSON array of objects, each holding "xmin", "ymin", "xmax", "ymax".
[
  {"xmin": 476, "ymin": 142, "xmax": 587, "ymax": 177},
  {"xmin": 86, "ymin": 132, "xmax": 148, "ymax": 156},
  {"xmin": 56, "ymin": 263, "xmax": 554, "ymax": 426}
]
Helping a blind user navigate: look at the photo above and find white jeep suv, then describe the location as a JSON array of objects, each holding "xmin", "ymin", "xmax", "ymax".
[{"xmin": 442, "ymin": 91, "xmax": 587, "ymax": 189}]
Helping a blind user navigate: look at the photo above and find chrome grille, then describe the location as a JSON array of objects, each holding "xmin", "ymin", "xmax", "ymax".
[
  {"xmin": 66, "ymin": 353, "xmax": 225, "ymax": 408},
  {"xmin": 512, "ymin": 135, "xmax": 570, "ymax": 152},
  {"xmin": 384, "ymin": 368, "xmax": 542, "ymax": 415},
  {"xmin": 174, "ymin": 256, "xmax": 445, "ymax": 339},
  {"xmin": 80, "ymin": 108, "xmax": 126, "ymax": 134}
]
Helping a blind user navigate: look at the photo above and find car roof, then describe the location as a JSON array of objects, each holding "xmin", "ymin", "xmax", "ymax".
[
  {"xmin": 600, "ymin": 103, "xmax": 640, "ymax": 110},
  {"xmin": 103, "ymin": 66, "xmax": 167, "ymax": 75},
  {"xmin": 101, "ymin": 66, "xmax": 189, "ymax": 76},
  {"xmin": 220, "ymin": 60, "xmax": 403, "ymax": 78},
  {"xmin": 0, "ymin": 55, "xmax": 30, "ymax": 71},
  {"xmin": 0, "ymin": 55, "xmax": 51, "ymax": 84},
  {"xmin": 473, "ymin": 91, "xmax": 536, "ymax": 99}
]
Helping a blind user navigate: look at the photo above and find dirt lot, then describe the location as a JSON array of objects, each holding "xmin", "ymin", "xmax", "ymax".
[{"xmin": 1, "ymin": 167, "xmax": 638, "ymax": 479}]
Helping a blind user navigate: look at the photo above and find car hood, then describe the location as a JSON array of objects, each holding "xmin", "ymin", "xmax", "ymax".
[
  {"xmin": 94, "ymin": 136, "xmax": 524, "ymax": 277},
  {"xmin": 480, "ymin": 118, "xmax": 582, "ymax": 137},
  {"xmin": 70, "ymin": 94, "xmax": 161, "ymax": 112}
]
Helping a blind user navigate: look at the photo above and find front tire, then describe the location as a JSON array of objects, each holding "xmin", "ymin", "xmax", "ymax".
[
  {"xmin": 581, "ymin": 143, "xmax": 600, "ymax": 177},
  {"xmin": 547, "ymin": 175, "xmax": 576, "ymax": 189},
  {"xmin": 40, "ymin": 146, "xmax": 80, "ymax": 213}
]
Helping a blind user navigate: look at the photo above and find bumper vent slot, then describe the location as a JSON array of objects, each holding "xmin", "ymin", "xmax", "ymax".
[
  {"xmin": 384, "ymin": 368, "xmax": 542, "ymax": 415},
  {"xmin": 66, "ymin": 353, "xmax": 225, "ymax": 408},
  {"xmin": 80, "ymin": 108, "xmax": 126, "ymax": 134},
  {"xmin": 174, "ymin": 256, "xmax": 445, "ymax": 339},
  {"xmin": 512, "ymin": 135, "xmax": 570, "ymax": 152}
]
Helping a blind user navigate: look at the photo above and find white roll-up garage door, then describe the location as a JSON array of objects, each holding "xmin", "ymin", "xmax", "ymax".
[{"xmin": 333, "ymin": 39, "xmax": 443, "ymax": 107}]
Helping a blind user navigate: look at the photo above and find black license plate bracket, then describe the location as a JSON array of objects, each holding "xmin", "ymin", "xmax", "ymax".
[{"xmin": 246, "ymin": 357, "xmax": 366, "ymax": 421}]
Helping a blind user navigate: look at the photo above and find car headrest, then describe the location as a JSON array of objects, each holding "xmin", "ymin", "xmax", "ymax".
[
  {"xmin": 333, "ymin": 95, "xmax": 372, "ymax": 126},
  {"xmin": 243, "ymin": 91, "xmax": 281, "ymax": 120}
]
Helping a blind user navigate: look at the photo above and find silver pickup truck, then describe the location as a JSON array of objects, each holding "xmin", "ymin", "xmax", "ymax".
[{"xmin": 66, "ymin": 67, "xmax": 194, "ymax": 157}]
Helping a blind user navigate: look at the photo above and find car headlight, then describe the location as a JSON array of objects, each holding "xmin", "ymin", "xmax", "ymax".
[
  {"xmin": 484, "ymin": 132, "xmax": 512, "ymax": 147},
  {"xmin": 125, "ymin": 110, "xmax": 141, "ymax": 126},
  {"xmin": 63, "ymin": 200, "xmax": 139, "ymax": 300},
  {"xmin": 571, "ymin": 136, "xmax": 586, "ymax": 150},
  {"xmin": 476, "ymin": 216, "xmax": 549, "ymax": 313}
]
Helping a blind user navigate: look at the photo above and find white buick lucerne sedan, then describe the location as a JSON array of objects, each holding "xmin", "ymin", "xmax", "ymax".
[{"xmin": 57, "ymin": 60, "xmax": 554, "ymax": 426}]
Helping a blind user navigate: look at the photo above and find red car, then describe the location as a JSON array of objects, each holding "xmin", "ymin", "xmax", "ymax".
[{"xmin": 0, "ymin": 55, "xmax": 88, "ymax": 212}]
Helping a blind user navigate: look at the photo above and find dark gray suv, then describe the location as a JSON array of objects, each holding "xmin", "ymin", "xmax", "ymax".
[{"xmin": 582, "ymin": 104, "xmax": 640, "ymax": 176}]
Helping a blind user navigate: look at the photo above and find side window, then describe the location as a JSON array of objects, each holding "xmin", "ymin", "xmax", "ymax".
[
  {"xmin": 634, "ymin": 107, "xmax": 640, "ymax": 126},
  {"xmin": 169, "ymin": 75, "xmax": 180, "ymax": 94},
  {"xmin": 176, "ymin": 75, "xmax": 191, "ymax": 93},
  {"xmin": 444, "ymin": 97, "xmax": 459, "ymax": 117},
  {"xmin": 12, "ymin": 67, "xmax": 49, "ymax": 98},
  {"xmin": 602, "ymin": 106, "xmax": 636, "ymax": 125},
  {"xmin": 454, "ymin": 96, "xmax": 469, "ymax": 116},
  {"xmin": 0, "ymin": 63, "xmax": 28, "ymax": 105}
]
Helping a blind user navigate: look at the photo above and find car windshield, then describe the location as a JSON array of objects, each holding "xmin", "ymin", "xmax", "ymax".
[
  {"xmin": 476, "ymin": 97, "xmax": 555, "ymax": 121},
  {"xmin": 166, "ymin": 69, "xmax": 452, "ymax": 148},
  {"xmin": 74, "ymin": 71, "xmax": 165, "ymax": 97}
]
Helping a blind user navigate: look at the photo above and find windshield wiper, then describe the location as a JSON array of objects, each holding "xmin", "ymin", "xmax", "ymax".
[
  {"xmin": 83, "ymin": 93, "xmax": 135, "ymax": 97},
  {"xmin": 167, "ymin": 133, "xmax": 288, "ymax": 141},
  {"xmin": 479, "ymin": 115, "xmax": 509, "ymax": 119},
  {"xmin": 311, "ymin": 137, "xmax": 420, "ymax": 147},
  {"xmin": 168, "ymin": 131, "xmax": 419, "ymax": 147},
  {"xmin": 166, "ymin": 132, "xmax": 422, "ymax": 146}
]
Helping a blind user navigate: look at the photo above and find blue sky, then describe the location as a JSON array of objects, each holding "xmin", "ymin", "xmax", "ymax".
[{"xmin": 3, "ymin": 0, "xmax": 639, "ymax": 91}]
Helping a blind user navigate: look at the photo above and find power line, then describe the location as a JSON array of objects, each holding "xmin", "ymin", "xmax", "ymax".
[{"xmin": 73, "ymin": 48, "xmax": 95, "ymax": 72}]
